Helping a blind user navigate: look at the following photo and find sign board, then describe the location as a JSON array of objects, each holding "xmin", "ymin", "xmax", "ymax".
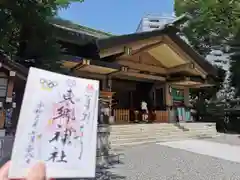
[
  {"xmin": 172, "ymin": 88, "xmax": 184, "ymax": 102},
  {"xmin": 9, "ymin": 67, "xmax": 99, "ymax": 179}
]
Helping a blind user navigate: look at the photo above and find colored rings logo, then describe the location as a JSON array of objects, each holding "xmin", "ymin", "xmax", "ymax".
[
  {"xmin": 40, "ymin": 78, "xmax": 58, "ymax": 91},
  {"xmin": 66, "ymin": 79, "xmax": 76, "ymax": 87}
]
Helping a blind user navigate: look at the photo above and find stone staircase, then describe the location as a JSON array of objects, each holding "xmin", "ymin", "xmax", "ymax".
[{"xmin": 109, "ymin": 123, "xmax": 217, "ymax": 149}]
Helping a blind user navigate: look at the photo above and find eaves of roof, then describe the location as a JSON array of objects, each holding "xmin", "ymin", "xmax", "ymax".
[
  {"xmin": 50, "ymin": 18, "xmax": 113, "ymax": 39},
  {"xmin": 91, "ymin": 25, "xmax": 218, "ymax": 78}
]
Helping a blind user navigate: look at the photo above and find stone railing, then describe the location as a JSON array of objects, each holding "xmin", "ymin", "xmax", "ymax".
[{"xmin": 96, "ymin": 124, "xmax": 120, "ymax": 167}]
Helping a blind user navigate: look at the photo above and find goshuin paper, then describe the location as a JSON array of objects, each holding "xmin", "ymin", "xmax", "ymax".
[{"xmin": 9, "ymin": 67, "xmax": 99, "ymax": 179}]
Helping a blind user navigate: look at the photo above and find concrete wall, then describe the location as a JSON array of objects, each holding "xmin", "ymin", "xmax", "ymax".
[{"xmin": 0, "ymin": 136, "xmax": 14, "ymax": 165}]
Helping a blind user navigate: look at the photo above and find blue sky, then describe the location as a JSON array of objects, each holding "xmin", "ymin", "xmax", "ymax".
[{"xmin": 59, "ymin": 0, "xmax": 174, "ymax": 35}]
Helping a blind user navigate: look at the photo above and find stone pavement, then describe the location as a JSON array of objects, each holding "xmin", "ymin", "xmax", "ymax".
[
  {"xmin": 207, "ymin": 133, "xmax": 240, "ymax": 146},
  {"xmin": 107, "ymin": 134, "xmax": 240, "ymax": 180},
  {"xmin": 2, "ymin": 134, "xmax": 240, "ymax": 180}
]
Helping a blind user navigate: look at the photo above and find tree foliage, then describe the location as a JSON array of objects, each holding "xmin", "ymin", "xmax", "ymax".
[
  {"xmin": 229, "ymin": 31, "xmax": 240, "ymax": 96},
  {"xmin": 0, "ymin": 0, "xmax": 84, "ymax": 71},
  {"xmin": 174, "ymin": 0, "xmax": 240, "ymax": 56},
  {"xmin": 175, "ymin": 0, "xmax": 240, "ymax": 100},
  {"xmin": 190, "ymin": 64, "xmax": 226, "ymax": 99}
]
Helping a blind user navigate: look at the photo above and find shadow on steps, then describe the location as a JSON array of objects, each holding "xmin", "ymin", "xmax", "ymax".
[{"xmin": 173, "ymin": 123, "xmax": 189, "ymax": 131}]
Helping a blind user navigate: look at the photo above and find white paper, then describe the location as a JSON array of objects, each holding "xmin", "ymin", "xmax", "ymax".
[{"xmin": 9, "ymin": 67, "xmax": 99, "ymax": 178}]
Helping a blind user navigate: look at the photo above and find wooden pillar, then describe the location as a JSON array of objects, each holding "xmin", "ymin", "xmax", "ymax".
[
  {"xmin": 150, "ymin": 86, "xmax": 156, "ymax": 108},
  {"xmin": 0, "ymin": 71, "xmax": 8, "ymax": 129},
  {"xmin": 164, "ymin": 84, "xmax": 173, "ymax": 107},
  {"xmin": 184, "ymin": 87, "xmax": 191, "ymax": 122},
  {"xmin": 6, "ymin": 71, "xmax": 16, "ymax": 103},
  {"xmin": 2, "ymin": 71, "xmax": 16, "ymax": 131},
  {"xmin": 164, "ymin": 83, "xmax": 174, "ymax": 123},
  {"xmin": 107, "ymin": 76, "xmax": 112, "ymax": 92},
  {"xmin": 184, "ymin": 88, "xmax": 190, "ymax": 106},
  {"xmin": 106, "ymin": 76, "xmax": 114, "ymax": 122},
  {"xmin": 102, "ymin": 76, "xmax": 108, "ymax": 91}
]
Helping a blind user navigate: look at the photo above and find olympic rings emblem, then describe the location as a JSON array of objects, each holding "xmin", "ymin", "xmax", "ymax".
[
  {"xmin": 40, "ymin": 78, "xmax": 58, "ymax": 89},
  {"xmin": 66, "ymin": 79, "xmax": 76, "ymax": 87}
]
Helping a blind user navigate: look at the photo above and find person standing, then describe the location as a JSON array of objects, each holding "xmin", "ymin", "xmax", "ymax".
[{"xmin": 141, "ymin": 100, "xmax": 148, "ymax": 122}]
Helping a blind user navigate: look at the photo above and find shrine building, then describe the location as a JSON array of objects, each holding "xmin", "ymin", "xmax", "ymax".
[{"xmin": 0, "ymin": 16, "xmax": 218, "ymax": 134}]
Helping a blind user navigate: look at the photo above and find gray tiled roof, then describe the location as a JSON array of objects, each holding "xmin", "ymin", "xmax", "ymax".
[{"xmin": 50, "ymin": 18, "xmax": 113, "ymax": 39}]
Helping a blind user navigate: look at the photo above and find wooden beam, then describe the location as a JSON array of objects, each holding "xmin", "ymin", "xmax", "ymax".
[
  {"xmin": 100, "ymin": 37, "xmax": 163, "ymax": 58},
  {"xmin": 168, "ymin": 76, "xmax": 201, "ymax": 82},
  {"xmin": 116, "ymin": 59, "xmax": 167, "ymax": 74},
  {"xmin": 167, "ymin": 63, "xmax": 194, "ymax": 74},
  {"xmin": 89, "ymin": 59, "xmax": 122, "ymax": 70},
  {"xmin": 2, "ymin": 63, "xmax": 27, "ymax": 80},
  {"xmin": 72, "ymin": 70, "xmax": 106, "ymax": 80},
  {"xmin": 73, "ymin": 59, "xmax": 122, "ymax": 72},
  {"xmin": 71, "ymin": 59, "xmax": 89, "ymax": 71},
  {"xmin": 124, "ymin": 72, "xmax": 166, "ymax": 81},
  {"xmin": 100, "ymin": 47, "xmax": 125, "ymax": 58},
  {"xmin": 163, "ymin": 35, "xmax": 207, "ymax": 78},
  {"xmin": 114, "ymin": 71, "xmax": 166, "ymax": 81},
  {"xmin": 188, "ymin": 83, "xmax": 215, "ymax": 88},
  {"xmin": 131, "ymin": 41, "xmax": 163, "ymax": 55},
  {"xmin": 167, "ymin": 76, "xmax": 209, "ymax": 88}
]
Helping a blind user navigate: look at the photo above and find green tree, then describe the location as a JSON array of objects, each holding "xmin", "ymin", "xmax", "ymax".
[
  {"xmin": 174, "ymin": 0, "xmax": 240, "ymax": 56},
  {"xmin": 175, "ymin": 0, "xmax": 240, "ymax": 100},
  {"xmin": 190, "ymin": 64, "xmax": 226, "ymax": 99},
  {"xmin": 0, "ymin": 0, "xmax": 84, "ymax": 71},
  {"xmin": 229, "ymin": 31, "xmax": 240, "ymax": 96}
]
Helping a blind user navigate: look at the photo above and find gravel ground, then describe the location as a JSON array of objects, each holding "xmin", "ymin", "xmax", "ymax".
[{"xmin": 107, "ymin": 135, "xmax": 240, "ymax": 180}]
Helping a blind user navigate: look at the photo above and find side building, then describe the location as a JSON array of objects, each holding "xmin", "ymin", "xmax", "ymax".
[
  {"xmin": 0, "ymin": 18, "xmax": 113, "ymax": 136},
  {"xmin": 136, "ymin": 14, "xmax": 175, "ymax": 32}
]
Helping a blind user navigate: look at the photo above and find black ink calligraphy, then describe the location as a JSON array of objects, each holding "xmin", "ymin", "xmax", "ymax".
[
  {"xmin": 49, "ymin": 125, "xmax": 61, "ymax": 143},
  {"xmin": 62, "ymin": 89, "xmax": 75, "ymax": 104},
  {"xmin": 47, "ymin": 147, "xmax": 58, "ymax": 162},
  {"xmin": 47, "ymin": 89, "xmax": 80, "ymax": 163},
  {"xmin": 57, "ymin": 150, "xmax": 67, "ymax": 163},
  {"xmin": 80, "ymin": 84, "xmax": 95, "ymax": 124},
  {"xmin": 25, "ymin": 102, "xmax": 44, "ymax": 164}
]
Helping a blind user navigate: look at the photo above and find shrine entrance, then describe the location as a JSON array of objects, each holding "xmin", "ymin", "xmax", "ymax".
[
  {"xmin": 47, "ymin": 19, "xmax": 218, "ymax": 125},
  {"xmin": 111, "ymin": 79, "xmax": 157, "ymax": 123}
]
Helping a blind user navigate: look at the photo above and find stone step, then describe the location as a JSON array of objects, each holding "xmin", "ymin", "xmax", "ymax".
[
  {"xmin": 110, "ymin": 127, "xmax": 215, "ymax": 136},
  {"xmin": 180, "ymin": 122, "xmax": 215, "ymax": 126},
  {"xmin": 110, "ymin": 132, "xmax": 218, "ymax": 148},
  {"xmin": 110, "ymin": 123, "xmax": 215, "ymax": 132},
  {"xmin": 111, "ymin": 139, "xmax": 157, "ymax": 148},
  {"xmin": 184, "ymin": 126, "xmax": 215, "ymax": 130},
  {"xmin": 179, "ymin": 123, "xmax": 215, "ymax": 128},
  {"xmin": 108, "ymin": 123, "xmax": 217, "ymax": 152},
  {"xmin": 110, "ymin": 126, "xmax": 181, "ymax": 133},
  {"xmin": 110, "ymin": 131, "xmax": 182, "ymax": 139},
  {"xmin": 111, "ymin": 136, "xmax": 157, "ymax": 144},
  {"xmin": 110, "ymin": 124, "xmax": 179, "ymax": 131},
  {"xmin": 110, "ymin": 129, "xmax": 216, "ymax": 141},
  {"xmin": 111, "ymin": 123, "xmax": 215, "ymax": 128},
  {"xmin": 110, "ymin": 131, "xmax": 217, "ymax": 145},
  {"xmin": 111, "ymin": 129, "xmax": 185, "ymax": 138},
  {"xmin": 110, "ymin": 127, "xmax": 182, "ymax": 135}
]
